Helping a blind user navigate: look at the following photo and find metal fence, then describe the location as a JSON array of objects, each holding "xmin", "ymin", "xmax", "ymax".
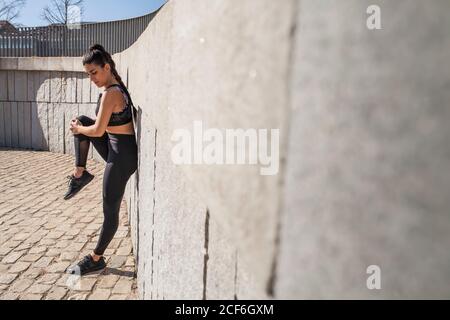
[{"xmin": 0, "ymin": 11, "xmax": 157, "ymax": 57}]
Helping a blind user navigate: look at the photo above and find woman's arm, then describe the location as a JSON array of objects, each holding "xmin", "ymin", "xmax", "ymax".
[{"xmin": 71, "ymin": 90, "xmax": 122, "ymax": 137}]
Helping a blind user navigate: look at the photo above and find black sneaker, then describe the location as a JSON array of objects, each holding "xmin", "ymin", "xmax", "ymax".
[
  {"xmin": 64, "ymin": 170, "xmax": 94, "ymax": 200},
  {"xmin": 66, "ymin": 255, "xmax": 106, "ymax": 276}
]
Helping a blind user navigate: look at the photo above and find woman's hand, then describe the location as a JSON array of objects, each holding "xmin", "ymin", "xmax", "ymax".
[{"xmin": 69, "ymin": 118, "xmax": 82, "ymax": 135}]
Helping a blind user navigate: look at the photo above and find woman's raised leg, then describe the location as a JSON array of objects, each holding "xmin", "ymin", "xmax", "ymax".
[{"xmin": 64, "ymin": 115, "xmax": 109, "ymax": 200}]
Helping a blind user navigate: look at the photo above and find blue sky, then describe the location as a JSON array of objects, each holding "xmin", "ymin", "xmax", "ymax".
[{"xmin": 15, "ymin": 0, "xmax": 167, "ymax": 27}]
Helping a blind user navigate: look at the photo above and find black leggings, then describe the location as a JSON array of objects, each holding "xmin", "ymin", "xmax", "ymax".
[{"xmin": 74, "ymin": 115, "xmax": 138, "ymax": 256}]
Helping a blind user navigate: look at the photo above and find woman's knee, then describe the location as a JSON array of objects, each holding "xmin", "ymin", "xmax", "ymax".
[
  {"xmin": 102, "ymin": 210, "xmax": 120, "ymax": 235},
  {"xmin": 103, "ymin": 197, "xmax": 121, "ymax": 225},
  {"xmin": 77, "ymin": 115, "xmax": 95, "ymax": 126}
]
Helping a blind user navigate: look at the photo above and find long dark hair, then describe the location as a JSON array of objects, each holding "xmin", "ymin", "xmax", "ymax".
[{"xmin": 82, "ymin": 44, "xmax": 134, "ymax": 107}]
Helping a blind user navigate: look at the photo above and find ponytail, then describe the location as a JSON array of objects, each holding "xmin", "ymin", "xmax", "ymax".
[{"xmin": 82, "ymin": 44, "xmax": 134, "ymax": 106}]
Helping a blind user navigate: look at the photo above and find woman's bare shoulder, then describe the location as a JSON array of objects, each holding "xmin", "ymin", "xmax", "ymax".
[{"xmin": 101, "ymin": 88, "xmax": 125, "ymax": 106}]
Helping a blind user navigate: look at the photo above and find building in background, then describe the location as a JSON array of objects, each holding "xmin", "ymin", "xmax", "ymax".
[{"xmin": 0, "ymin": 20, "xmax": 17, "ymax": 34}]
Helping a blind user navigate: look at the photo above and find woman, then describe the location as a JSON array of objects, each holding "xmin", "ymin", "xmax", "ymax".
[{"xmin": 65, "ymin": 44, "xmax": 138, "ymax": 275}]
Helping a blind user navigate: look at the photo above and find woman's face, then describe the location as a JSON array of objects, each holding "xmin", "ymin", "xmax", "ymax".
[{"xmin": 84, "ymin": 63, "xmax": 111, "ymax": 88}]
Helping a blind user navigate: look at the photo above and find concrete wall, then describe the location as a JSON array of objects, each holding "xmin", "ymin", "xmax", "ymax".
[
  {"xmin": 276, "ymin": 0, "xmax": 450, "ymax": 299},
  {"xmin": 2, "ymin": 0, "xmax": 450, "ymax": 299},
  {"xmin": 117, "ymin": 0, "xmax": 294, "ymax": 299},
  {"xmin": 0, "ymin": 61, "xmax": 104, "ymax": 161}
]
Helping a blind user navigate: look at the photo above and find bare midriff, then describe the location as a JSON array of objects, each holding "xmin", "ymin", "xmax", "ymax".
[
  {"xmin": 91, "ymin": 117, "xmax": 135, "ymax": 135},
  {"xmin": 106, "ymin": 121, "xmax": 135, "ymax": 135}
]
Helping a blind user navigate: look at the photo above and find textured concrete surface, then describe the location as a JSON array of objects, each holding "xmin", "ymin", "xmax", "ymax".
[
  {"xmin": 276, "ymin": 0, "xmax": 450, "ymax": 299},
  {"xmin": 117, "ymin": 0, "xmax": 294, "ymax": 299},
  {"xmin": 0, "ymin": 69, "xmax": 103, "ymax": 160},
  {"xmin": 0, "ymin": 149, "xmax": 137, "ymax": 300}
]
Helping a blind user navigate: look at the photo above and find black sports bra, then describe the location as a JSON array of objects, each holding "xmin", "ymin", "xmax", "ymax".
[{"xmin": 95, "ymin": 84, "xmax": 133, "ymax": 127}]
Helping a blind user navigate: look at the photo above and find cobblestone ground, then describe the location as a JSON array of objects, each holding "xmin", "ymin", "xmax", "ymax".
[{"xmin": 0, "ymin": 149, "xmax": 138, "ymax": 300}]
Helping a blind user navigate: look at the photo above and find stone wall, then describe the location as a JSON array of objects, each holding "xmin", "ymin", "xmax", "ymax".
[
  {"xmin": 276, "ymin": 0, "xmax": 450, "ymax": 299},
  {"xmin": 116, "ymin": 0, "xmax": 294, "ymax": 299},
  {"xmin": 0, "ymin": 62, "xmax": 103, "ymax": 161}
]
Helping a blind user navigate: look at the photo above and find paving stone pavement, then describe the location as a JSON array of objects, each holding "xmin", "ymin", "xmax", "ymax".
[{"xmin": 0, "ymin": 149, "xmax": 138, "ymax": 300}]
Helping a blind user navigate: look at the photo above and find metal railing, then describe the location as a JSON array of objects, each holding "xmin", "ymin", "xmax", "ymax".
[{"xmin": 0, "ymin": 11, "xmax": 157, "ymax": 57}]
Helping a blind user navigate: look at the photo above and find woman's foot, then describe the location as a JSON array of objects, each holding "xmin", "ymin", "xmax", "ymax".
[
  {"xmin": 64, "ymin": 170, "xmax": 95, "ymax": 200},
  {"xmin": 66, "ymin": 254, "xmax": 106, "ymax": 275}
]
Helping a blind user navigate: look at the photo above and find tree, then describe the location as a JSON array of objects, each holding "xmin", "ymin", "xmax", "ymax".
[
  {"xmin": 41, "ymin": 0, "xmax": 84, "ymax": 26},
  {"xmin": 0, "ymin": 0, "xmax": 26, "ymax": 23}
]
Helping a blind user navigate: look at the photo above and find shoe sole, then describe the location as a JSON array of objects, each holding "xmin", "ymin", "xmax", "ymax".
[
  {"xmin": 81, "ymin": 265, "xmax": 106, "ymax": 276},
  {"xmin": 66, "ymin": 264, "xmax": 106, "ymax": 276},
  {"xmin": 64, "ymin": 174, "xmax": 95, "ymax": 200}
]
